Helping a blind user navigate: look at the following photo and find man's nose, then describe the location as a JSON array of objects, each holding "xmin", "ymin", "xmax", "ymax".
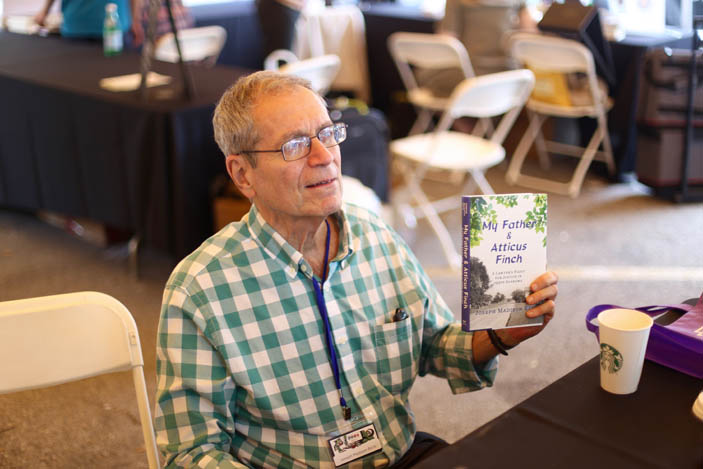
[{"xmin": 306, "ymin": 138, "xmax": 335, "ymax": 166}]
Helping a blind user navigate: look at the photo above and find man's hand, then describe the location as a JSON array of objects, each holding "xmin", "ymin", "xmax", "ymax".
[
  {"xmin": 131, "ymin": 20, "xmax": 145, "ymax": 46},
  {"xmin": 497, "ymin": 271, "xmax": 559, "ymax": 347},
  {"xmin": 34, "ymin": 0, "xmax": 56, "ymax": 27},
  {"xmin": 34, "ymin": 11, "xmax": 48, "ymax": 27},
  {"xmin": 130, "ymin": 0, "xmax": 144, "ymax": 46},
  {"xmin": 471, "ymin": 271, "xmax": 558, "ymax": 365}
]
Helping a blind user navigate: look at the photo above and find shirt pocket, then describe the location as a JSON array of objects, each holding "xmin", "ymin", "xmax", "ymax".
[{"xmin": 370, "ymin": 314, "xmax": 418, "ymax": 395}]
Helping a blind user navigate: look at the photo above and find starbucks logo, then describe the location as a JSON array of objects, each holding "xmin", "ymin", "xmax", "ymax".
[{"xmin": 600, "ymin": 343, "xmax": 623, "ymax": 373}]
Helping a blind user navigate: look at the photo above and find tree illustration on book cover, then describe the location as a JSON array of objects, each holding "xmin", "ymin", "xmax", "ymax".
[{"xmin": 461, "ymin": 193, "xmax": 547, "ymax": 332}]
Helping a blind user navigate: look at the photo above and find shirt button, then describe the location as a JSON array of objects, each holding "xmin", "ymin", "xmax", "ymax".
[
  {"xmin": 301, "ymin": 265, "xmax": 308, "ymax": 273},
  {"xmin": 354, "ymin": 386, "xmax": 363, "ymax": 394},
  {"xmin": 338, "ymin": 336, "xmax": 347, "ymax": 345}
]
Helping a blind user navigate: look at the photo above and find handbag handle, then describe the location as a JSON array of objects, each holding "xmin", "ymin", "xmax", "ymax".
[{"xmin": 585, "ymin": 301, "xmax": 696, "ymax": 336}]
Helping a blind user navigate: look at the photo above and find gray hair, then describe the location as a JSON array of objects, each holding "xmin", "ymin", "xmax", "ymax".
[{"xmin": 213, "ymin": 71, "xmax": 315, "ymax": 167}]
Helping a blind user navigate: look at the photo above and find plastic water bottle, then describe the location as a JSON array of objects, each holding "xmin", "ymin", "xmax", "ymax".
[{"xmin": 103, "ymin": 3, "xmax": 123, "ymax": 56}]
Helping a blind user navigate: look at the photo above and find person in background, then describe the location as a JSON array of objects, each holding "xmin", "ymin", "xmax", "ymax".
[
  {"xmin": 34, "ymin": 0, "xmax": 134, "ymax": 39},
  {"xmin": 416, "ymin": 0, "xmax": 535, "ymax": 102},
  {"xmin": 130, "ymin": 0, "xmax": 194, "ymax": 47},
  {"xmin": 438, "ymin": 0, "xmax": 535, "ymax": 76},
  {"xmin": 256, "ymin": 0, "xmax": 306, "ymax": 66},
  {"xmin": 416, "ymin": 0, "xmax": 536, "ymax": 130},
  {"xmin": 153, "ymin": 70, "xmax": 559, "ymax": 468}
]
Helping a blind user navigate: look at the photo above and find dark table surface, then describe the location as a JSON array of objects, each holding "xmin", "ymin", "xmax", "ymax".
[
  {"xmin": 415, "ymin": 356, "xmax": 703, "ymax": 469},
  {"xmin": 0, "ymin": 31, "xmax": 250, "ymax": 258},
  {"xmin": 0, "ymin": 31, "xmax": 241, "ymax": 109}
]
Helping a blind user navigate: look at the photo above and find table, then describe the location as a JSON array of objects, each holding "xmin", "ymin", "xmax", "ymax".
[
  {"xmin": 0, "ymin": 32, "xmax": 250, "ymax": 258},
  {"xmin": 414, "ymin": 356, "xmax": 703, "ymax": 468}
]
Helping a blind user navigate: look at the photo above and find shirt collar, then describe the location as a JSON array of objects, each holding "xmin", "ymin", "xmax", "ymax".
[{"xmin": 245, "ymin": 204, "xmax": 355, "ymax": 279}]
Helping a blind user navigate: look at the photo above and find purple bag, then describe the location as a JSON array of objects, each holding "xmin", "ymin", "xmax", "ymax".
[{"xmin": 586, "ymin": 293, "xmax": 703, "ymax": 379}]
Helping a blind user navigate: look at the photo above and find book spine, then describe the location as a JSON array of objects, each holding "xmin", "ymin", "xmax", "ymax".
[{"xmin": 461, "ymin": 196, "xmax": 470, "ymax": 332}]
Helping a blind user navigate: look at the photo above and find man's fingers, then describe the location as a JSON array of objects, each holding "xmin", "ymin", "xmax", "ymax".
[
  {"xmin": 530, "ymin": 271, "xmax": 559, "ymax": 292},
  {"xmin": 526, "ymin": 299, "xmax": 555, "ymax": 320},
  {"xmin": 527, "ymin": 284, "xmax": 558, "ymax": 305}
]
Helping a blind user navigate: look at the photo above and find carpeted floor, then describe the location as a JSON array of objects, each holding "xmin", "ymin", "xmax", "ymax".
[{"xmin": 1, "ymin": 160, "xmax": 701, "ymax": 468}]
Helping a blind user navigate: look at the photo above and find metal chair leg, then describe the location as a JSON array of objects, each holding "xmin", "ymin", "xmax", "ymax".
[
  {"xmin": 598, "ymin": 115, "xmax": 616, "ymax": 175},
  {"xmin": 408, "ymin": 178, "xmax": 461, "ymax": 269},
  {"xmin": 409, "ymin": 109, "xmax": 434, "ymax": 135},
  {"xmin": 506, "ymin": 110, "xmax": 542, "ymax": 185},
  {"xmin": 567, "ymin": 126, "xmax": 603, "ymax": 198}
]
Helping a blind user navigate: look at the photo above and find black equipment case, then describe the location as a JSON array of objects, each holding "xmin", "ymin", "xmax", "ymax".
[
  {"xmin": 329, "ymin": 103, "xmax": 390, "ymax": 202},
  {"xmin": 636, "ymin": 48, "xmax": 703, "ymax": 189}
]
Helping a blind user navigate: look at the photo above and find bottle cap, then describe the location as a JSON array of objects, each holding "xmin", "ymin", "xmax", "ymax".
[{"xmin": 106, "ymin": 3, "xmax": 117, "ymax": 11}]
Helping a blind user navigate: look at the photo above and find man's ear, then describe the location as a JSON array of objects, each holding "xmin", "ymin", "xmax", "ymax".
[{"xmin": 225, "ymin": 154, "xmax": 255, "ymax": 199}]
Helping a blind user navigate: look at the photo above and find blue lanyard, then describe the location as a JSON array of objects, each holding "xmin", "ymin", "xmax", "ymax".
[{"xmin": 311, "ymin": 220, "xmax": 351, "ymax": 420}]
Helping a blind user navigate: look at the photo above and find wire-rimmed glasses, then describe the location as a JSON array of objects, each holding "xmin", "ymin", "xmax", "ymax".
[{"xmin": 243, "ymin": 122, "xmax": 347, "ymax": 161}]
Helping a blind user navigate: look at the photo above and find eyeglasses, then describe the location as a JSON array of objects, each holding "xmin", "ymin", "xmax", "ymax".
[{"xmin": 243, "ymin": 122, "xmax": 347, "ymax": 162}]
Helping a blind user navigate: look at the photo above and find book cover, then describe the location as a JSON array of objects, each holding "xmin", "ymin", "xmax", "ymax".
[{"xmin": 461, "ymin": 193, "xmax": 547, "ymax": 332}]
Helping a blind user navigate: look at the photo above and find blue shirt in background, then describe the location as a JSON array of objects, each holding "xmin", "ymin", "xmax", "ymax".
[{"xmin": 61, "ymin": 0, "xmax": 131, "ymax": 38}]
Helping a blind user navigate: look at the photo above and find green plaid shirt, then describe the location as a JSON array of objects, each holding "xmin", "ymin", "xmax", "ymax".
[{"xmin": 155, "ymin": 203, "xmax": 497, "ymax": 468}]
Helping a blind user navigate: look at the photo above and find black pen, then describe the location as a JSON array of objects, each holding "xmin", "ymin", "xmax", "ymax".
[{"xmin": 393, "ymin": 308, "xmax": 408, "ymax": 322}]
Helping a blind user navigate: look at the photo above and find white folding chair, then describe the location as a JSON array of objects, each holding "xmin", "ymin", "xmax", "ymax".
[
  {"xmin": 154, "ymin": 25, "xmax": 227, "ymax": 67},
  {"xmin": 263, "ymin": 48, "xmax": 300, "ymax": 71},
  {"xmin": 505, "ymin": 33, "xmax": 616, "ymax": 198},
  {"xmin": 388, "ymin": 32, "xmax": 476, "ymax": 135},
  {"xmin": 390, "ymin": 69, "xmax": 535, "ymax": 268},
  {"xmin": 279, "ymin": 54, "xmax": 342, "ymax": 97},
  {"xmin": 0, "ymin": 291, "xmax": 160, "ymax": 469}
]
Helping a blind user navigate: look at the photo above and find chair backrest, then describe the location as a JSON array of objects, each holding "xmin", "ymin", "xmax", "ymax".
[
  {"xmin": 279, "ymin": 54, "xmax": 342, "ymax": 96},
  {"xmin": 437, "ymin": 68, "xmax": 535, "ymax": 144},
  {"xmin": 388, "ymin": 32, "xmax": 475, "ymax": 92},
  {"xmin": 509, "ymin": 32, "xmax": 593, "ymax": 74},
  {"xmin": 0, "ymin": 291, "xmax": 160, "ymax": 469},
  {"xmin": 154, "ymin": 25, "xmax": 227, "ymax": 66},
  {"xmin": 263, "ymin": 48, "xmax": 300, "ymax": 71},
  {"xmin": 508, "ymin": 32, "xmax": 602, "ymax": 109}
]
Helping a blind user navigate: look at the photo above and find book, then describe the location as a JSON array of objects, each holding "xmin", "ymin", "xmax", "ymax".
[{"xmin": 461, "ymin": 193, "xmax": 547, "ymax": 332}]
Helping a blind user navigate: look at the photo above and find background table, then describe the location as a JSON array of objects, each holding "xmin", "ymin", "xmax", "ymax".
[
  {"xmin": 0, "ymin": 32, "xmax": 249, "ymax": 258},
  {"xmin": 414, "ymin": 356, "xmax": 703, "ymax": 468}
]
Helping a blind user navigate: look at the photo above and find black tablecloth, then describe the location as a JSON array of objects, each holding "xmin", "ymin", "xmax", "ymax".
[
  {"xmin": 0, "ymin": 32, "xmax": 250, "ymax": 258},
  {"xmin": 414, "ymin": 357, "xmax": 703, "ymax": 468}
]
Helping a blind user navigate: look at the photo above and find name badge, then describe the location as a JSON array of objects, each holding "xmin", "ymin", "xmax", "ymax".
[{"xmin": 327, "ymin": 423, "xmax": 382, "ymax": 467}]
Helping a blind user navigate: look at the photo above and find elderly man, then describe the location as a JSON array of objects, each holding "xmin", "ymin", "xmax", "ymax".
[{"xmin": 154, "ymin": 71, "xmax": 558, "ymax": 468}]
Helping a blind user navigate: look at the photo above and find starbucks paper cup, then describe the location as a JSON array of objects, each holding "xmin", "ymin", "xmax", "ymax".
[{"xmin": 597, "ymin": 308, "xmax": 653, "ymax": 394}]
